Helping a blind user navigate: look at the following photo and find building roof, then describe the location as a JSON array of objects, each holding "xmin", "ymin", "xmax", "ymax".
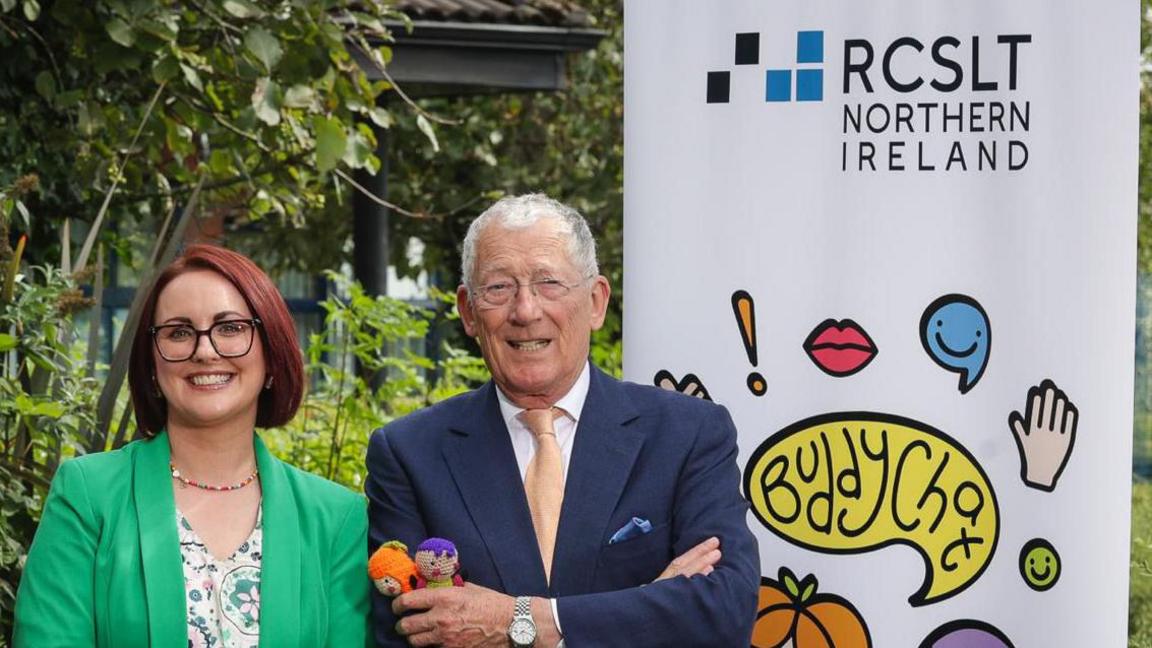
[
  {"xmin": 392, "ymin": 0, "xmax": 592, "ymax": 28},
  {"xmin": 364, "ymin": 0, "xmax": 604, "ymax": 96}
]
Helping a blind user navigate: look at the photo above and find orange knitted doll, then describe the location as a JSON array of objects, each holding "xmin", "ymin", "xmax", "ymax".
[{"xmin": 368, "ymin": 540, "xmax": 418, "ymax": 597}]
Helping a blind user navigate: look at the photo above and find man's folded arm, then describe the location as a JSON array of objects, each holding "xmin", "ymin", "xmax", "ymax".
[{"xmin": 556, "ymin": 405, "xmax": 760, "ymax": 648}]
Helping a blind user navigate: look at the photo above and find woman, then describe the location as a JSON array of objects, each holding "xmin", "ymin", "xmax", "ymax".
[{"xmin": 14, "ymin": 244, "xmax": 370, "ymax": 647}]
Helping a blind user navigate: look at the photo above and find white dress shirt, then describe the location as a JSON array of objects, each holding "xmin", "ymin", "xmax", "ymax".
[{"xmin": 496, "ymin": 361, "xmax": 590, "ymax": 482}]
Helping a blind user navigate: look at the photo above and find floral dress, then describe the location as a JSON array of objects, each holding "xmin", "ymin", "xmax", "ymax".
[{"xmin": 178, "ymin": 507, "xmax": 263, "ymax": 648}]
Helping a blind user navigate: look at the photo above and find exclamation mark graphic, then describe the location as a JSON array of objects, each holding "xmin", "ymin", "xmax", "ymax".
[{"xmin": 731, "ymin": 290, "xmax": 767, "ymax": 396}]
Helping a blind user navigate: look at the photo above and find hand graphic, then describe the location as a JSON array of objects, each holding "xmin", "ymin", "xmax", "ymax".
[
  {"xmin": 654, "ymin": 369, "xmax": 712, "ymax": 401},
  {"xmin": 1008, "ymin": 379, "xmax": 1078, "ymax": 492}
]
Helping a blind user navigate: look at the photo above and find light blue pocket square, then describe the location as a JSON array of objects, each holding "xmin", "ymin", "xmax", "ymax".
[{"xmin": 608, "ymin": 516, "xmax": 652, "ymax": 544}]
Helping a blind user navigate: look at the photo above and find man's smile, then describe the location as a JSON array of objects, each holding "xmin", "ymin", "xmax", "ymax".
[{"xmin": 508, "ymin": 339, "xmax": 551, "ymax": 351}]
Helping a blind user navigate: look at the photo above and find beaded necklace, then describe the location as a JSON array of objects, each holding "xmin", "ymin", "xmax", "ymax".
[{"xmin": 170, "ymin": 462, "xmax": 259, "ymax": 491}]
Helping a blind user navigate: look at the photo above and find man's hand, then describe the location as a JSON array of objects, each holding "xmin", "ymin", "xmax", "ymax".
[
  {"xmin": 654, "ymin": 536, "xmax": 721, "ymax": 581},
  {"xmin": 393, "ymin": 583, "xmax": 512, "ymax": 648},
  {"xmin": 393, "ymin": 583, "xmax": 561, "ymax": 648},
  {"xmin": 1009, "ymin": 379, "xmax": 1078, "ymax": 492}
]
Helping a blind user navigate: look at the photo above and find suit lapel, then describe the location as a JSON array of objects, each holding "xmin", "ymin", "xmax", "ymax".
[
  {"xmin": 441, "ymin": 384, "xmax": 549, "ymax": 595},
  {"xmin": 550, "ymin": 368, "xmax": 642, "ymax": 596},
  {"xmin": 255, "ymin": 434, "xmax": 302, "ymax": 646},
  {"xmin": 132, "ymin": 432, "xmax": 186, "ymax": 646}
]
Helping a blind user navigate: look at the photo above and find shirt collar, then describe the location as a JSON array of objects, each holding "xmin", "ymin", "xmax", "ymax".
[{"xmin": 496, "ymin": 360, "xmax": 591, "ymax": 426}]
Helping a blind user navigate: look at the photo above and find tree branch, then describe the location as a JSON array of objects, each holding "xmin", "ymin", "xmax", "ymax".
[
  {"xmin": 347, "ymin": 38, "xmax": 459, "ymax": 126},
  {"xmin": 74, "ymin": 81, "xmax": 168, "ymax": 274},
  {"xmin": 333, "ymin": 168, "xmax": 434, "ymax": 220}
]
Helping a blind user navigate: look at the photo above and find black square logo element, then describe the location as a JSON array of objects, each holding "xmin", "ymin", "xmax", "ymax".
[
  {"xmin": 706, "ymin": 71, "xmax": 730, "ymax": 103},
  {"xmin": 735, "ymin": 32, "xmax": 760, "ymax": 65}
]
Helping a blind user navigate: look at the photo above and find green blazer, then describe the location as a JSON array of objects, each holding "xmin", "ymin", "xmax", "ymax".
[{"xmin": 13, "ymin": 431, "xmax": 371, "ymax": 647}]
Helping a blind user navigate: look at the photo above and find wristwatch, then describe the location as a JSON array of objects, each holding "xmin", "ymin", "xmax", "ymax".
[{"xmin": 508, "ymin": 596, "xmax": 537, "ymax": 647}]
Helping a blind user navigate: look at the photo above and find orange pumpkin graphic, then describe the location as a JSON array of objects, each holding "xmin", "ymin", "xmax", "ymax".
[{"xmin": 751, "ymin": 567, "xmax": 871, "ymax": 648}]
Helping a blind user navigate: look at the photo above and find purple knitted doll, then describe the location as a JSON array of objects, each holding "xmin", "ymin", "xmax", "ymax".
[{"xmin": 413, "ymin": 537, "xmax": 464, "ymax": 589}]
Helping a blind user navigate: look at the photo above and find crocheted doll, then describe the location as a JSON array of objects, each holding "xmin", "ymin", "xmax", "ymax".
[
  {"xmin": 413, "ymin": 537, "xmax": 464, "ymax": 589},
  {"xmin": 368, "ymin": 540, "xmax": 418, "ymax": 597}
]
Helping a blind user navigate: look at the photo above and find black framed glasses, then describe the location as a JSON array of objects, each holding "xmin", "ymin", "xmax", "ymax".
[
  {"xmin": 471, "ymin": 276, "xmax": 592, "ymax": 310},
  {"xmin": 149, "ymin": 318, "xmax": 262, "ymax": 362}
]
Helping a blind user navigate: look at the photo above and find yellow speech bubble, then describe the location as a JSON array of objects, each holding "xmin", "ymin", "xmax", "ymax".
[{"xmin": 744, "ymin": 412, "xmax": 999, "ymax": 606}]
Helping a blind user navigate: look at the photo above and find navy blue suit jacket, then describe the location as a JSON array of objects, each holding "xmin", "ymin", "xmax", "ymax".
[{"xmin": 365, "ymin": 367, "xmax": 760, "ymax": 647}]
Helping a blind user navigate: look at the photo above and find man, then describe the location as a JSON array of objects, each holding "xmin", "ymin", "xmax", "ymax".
[{"xmin": 366, "ymin": 194, "xmax": 760, "ymax": 647}]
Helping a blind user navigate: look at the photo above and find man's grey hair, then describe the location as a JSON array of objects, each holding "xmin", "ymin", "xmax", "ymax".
[{"xmin": 460, "ymin": 193, "xmax": 599, "ymax": 289}]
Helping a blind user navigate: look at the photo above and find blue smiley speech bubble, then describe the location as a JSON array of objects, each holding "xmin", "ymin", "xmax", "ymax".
[{"xmin": 919, "ymin": 294, "xmax": 991, "ymax": 394}]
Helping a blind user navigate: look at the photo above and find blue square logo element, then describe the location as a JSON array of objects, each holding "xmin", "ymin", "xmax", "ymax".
[
  {"xmin": 796, "ymin": 69, "xmax": 823, "ymax": 101},
  {"xmin": 766, "ymin": 70, "xmax": 791, "ymax": 102},
  {"xmin": 796, "ymin": 30, "xmax": 824, "ymax": 64}
]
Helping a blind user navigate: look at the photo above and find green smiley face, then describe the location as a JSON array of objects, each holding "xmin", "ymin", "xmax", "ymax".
[{"xmin": 1019, "ymin": 538, "xmax": 1060, "ymax": 591}]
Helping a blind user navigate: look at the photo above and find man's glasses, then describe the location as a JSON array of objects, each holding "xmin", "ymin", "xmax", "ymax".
[
  {"xmin": 471, "ymin": 277, "xmax": 591, "ymax": 309},
  {"xmin": 150, "ymin": 318, "xmax": 262, "ymax": 362}
]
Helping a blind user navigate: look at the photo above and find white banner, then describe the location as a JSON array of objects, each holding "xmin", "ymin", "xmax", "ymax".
[{"xmin": 623, "ymin": 2, "xmax": 1137, "ymax": 646}]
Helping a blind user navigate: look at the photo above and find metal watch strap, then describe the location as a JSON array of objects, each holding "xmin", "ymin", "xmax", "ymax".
[{"xmin": 509, "ymin": 596, "xmax": 536, "ymax": 647}]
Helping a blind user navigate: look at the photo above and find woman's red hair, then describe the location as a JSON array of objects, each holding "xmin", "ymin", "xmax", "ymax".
[{"xmin": 127, "ymin": 244, "xmax": 304, "ymax": 435}]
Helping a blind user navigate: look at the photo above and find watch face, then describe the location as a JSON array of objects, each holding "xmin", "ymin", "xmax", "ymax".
[{"xmin": 509, "ymin": 618, "xmax": 536, "ymax": 645}]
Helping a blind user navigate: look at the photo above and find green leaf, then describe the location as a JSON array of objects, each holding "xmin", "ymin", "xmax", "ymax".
[
  {"xmin": 223, "ymin": 0, "xmax": 263, "ymax": 18},
  {"xmin": 30, "ymin": 402, "xmax": 65, "ymax": 419},
  {"xmin": 138, "ymin": 18, "xmax": 178, "ymax": 42},
  {"xmin": 21, "ymin": 0, "xmax": 38, "ymax": 20},
  {"xmin": 283, "ymin": 85, "xmax": 316, "ymax": 109},
  {"xmin": 180, "ymin": 63, "xmax": 203, "ymax": 91},
  {"xmin": 415, "ymin": 114, "xmax": 439, "ymax": 153},
  {"xmin": 244, "ymin": 27, "xmax": 283, "ymax": 72},
  {"xmin": 251, "ymin": 77, "xmax": 283, "ymax": 126},
  {"xmin": 54, "ymin": 89, "xmax": 83, "ymax": 108},
  {"xmin": 368, "ymin": 106, "xmax": 392, "ymax": 129},
  {"xmin": 1, "ymin": 0, "xmax": 17, "ymax": 13},
  {"xmin": 152, "ymin": 55, "xmax": 179, "ymax": 83},
  {"xmin": 799, "ymin": 579, "xmax": 817, "ymax": 603},
  {"xmin": 780, "ymin": 567, "xmax": 800, "ymax": 598},
  {"xmin": 0, "ymin": 334, "xmax": 16, "ymax": 352},
  {"xmin": 352, "ymin": 12, "xmax": 386, "ymax": 34},
  {"xmin": 205, "ymin": 82, "xmax": 225, "ymax": 111},
  {"xmin": 343, "ymin": 129, "xmax": 373, "ymax": 169},
  {"xmin": 313, "ymin": 116, "xmax": 346, "ymax": 173},
  {"xmin": 106, "ymin": 18, "xmax": 136, "ymax": 47},
  {"xmin": 77, "ymin": 102, "xmax": 106, "ymax": 136},
  {"xmin": 208, "ymin": 150, "xmax": 232, "ymax": 175},
  {"xmin": 33, "ymin": 71, "xmax": 55, "ymax": 101}
]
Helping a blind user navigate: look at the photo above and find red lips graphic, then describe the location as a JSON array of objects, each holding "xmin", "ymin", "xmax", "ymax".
[{"xmin": 803, "ymin": 319, "xmax": 877, "ymax": 377}]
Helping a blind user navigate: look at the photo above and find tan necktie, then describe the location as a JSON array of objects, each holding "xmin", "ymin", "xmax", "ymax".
[{"xmin": 521, "ymin": 407, "xmax": 566, "ymax": 582}]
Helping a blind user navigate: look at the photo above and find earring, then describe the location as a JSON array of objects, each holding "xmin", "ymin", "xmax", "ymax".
[
  {"xmin": 151, "ymin": 375, "xmax": 164, "ymax": 399},
  {"xmin": 264, "ymin": 375, "xmax": 274, "ymax": 390}
]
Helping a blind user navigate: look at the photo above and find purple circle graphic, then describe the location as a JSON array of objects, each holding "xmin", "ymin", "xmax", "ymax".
[
  {"xmin": 919, "ymin": 621, "xmax": 1014, "ymax": 648},
  {"xmin": 930, "ymin": 628, "xmax": 1011, "ymax": 648}
]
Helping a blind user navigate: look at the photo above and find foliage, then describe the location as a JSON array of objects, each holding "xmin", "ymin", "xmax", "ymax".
[
  {"xmin": 374, "ymin": 0, "xmax": 625, "ymax": 374},
  {"xmin": 0, "ymin": 0, "xmax": 409, "ymax": 271},
  {"xmin": 1134, "ymin": 481, "xmax": 1152, "ymax": 647},
  {"xmin": 1138, "ymin": 0, "xmax": 1152, "ymax": 480},
  {"xmin": 1142, "ymin": 0, "xmax": 1152, "ymax": 274},
  {"xmin": 0, "ymin": 181, "xmax": 100, "ymax": 642},
  {"xmin": 262, "ymin": 274, "xmax": 487, "ymax": 488}
]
